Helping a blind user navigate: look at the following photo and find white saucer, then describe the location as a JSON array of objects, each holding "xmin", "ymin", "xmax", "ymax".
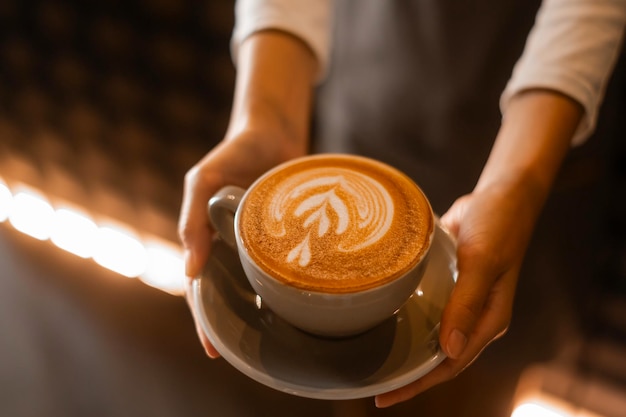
[{"xmin": 191, "ymin": 224, "xmax": 457, "ymax": 400}]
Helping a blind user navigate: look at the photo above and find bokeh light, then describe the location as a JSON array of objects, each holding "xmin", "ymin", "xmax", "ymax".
[
  {"xmin": 512, "ymin": 401, "xmax": 572, "ymax": 417},
  {"xmin": 92, "ymin": 224, "xmax": 148, "ymax": 278},
  {"xmin": 0, "ymin": 180, "xmax": 13, "ymax": 222},
  {"xmin": 9, "ymin": 187, "xmax": 55, "ymax": 240},
  {"xmin": 141, "ymin": 239, "xmax": 186, "ymax": 295},
  {"xmin": 50, "ymin": 207, "xmax": 99, "ymax": 258}
]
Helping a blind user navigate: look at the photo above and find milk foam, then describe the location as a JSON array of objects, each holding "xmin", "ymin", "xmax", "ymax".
[
  {"xmin": 239, "ymin": 155, "xmax": 433, "ymax": 293},
  {"xmin": 266, "ymin": 169, "xmax": 394, "ymax": 268}
]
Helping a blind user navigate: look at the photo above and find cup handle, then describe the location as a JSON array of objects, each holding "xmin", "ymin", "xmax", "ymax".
[{"xmin": 208, "ymin": 186, "xmax": 245, "ymax": 249}]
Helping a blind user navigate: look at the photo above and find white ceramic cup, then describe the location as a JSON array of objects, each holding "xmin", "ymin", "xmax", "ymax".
[{"xmin": 208, "ymin": 154, "xmax": 435, "ymax": 337}]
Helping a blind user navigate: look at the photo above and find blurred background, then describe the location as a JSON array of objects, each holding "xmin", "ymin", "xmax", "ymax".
[{"xmin": 1, "ymin": 1, "xmax": 625, "ymax": 416}]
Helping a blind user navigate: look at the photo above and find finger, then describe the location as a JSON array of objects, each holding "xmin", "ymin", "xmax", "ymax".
[
  {"xmin": 439, "ymin": 234, "xmax": 508, "ymax": 359},
  {"xmin": 439, "ymin": 195, "xmax": 470, "ymax": 238},
  {"xmin": 178, "ymin": 165, "xmax": 222, "ymax": 278},
  {"xmin": 184, "ymin": 278, "xmax": 221, "ymax": 358},
  {"xmin": 194, "ymin": 320, "xmax": 221, "ymax": 358},
  {"xmin": 375, "ymin": 271, "xmax": 516, "ymax": 408}
]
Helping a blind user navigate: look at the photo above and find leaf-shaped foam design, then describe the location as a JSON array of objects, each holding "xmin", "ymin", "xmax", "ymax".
[
  {"xmin": 298, "ymin": 190, "xmax": 348, "ymax": 236},
  {"xmin": 267, "ymin": 169, "xmax": 394, "ymax": 267},
  {"xmin": 287, "ymin": 232, "xmax": 312, "ymax": 267}
]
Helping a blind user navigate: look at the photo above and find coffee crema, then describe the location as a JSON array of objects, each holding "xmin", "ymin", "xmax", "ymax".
[{"xmin": 238, "ymin": 154, "xmax": 433, "ymax": 294}]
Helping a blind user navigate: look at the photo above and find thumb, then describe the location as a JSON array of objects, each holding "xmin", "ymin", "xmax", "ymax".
[{"xmin": 182, "ymin": 232, "xmax": 212, "ymax": 279}]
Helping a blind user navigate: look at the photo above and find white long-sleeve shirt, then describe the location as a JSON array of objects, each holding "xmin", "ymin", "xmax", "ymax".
[{"xmin": 232, "ymin": 0, "xmax": 626, "ymax": 144}]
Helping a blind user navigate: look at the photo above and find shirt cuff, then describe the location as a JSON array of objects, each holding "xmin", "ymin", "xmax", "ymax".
[
  {"xmin": 231, "ymin": 0, "xmax": 332, "ymax": 82},
  {"xmin": 500, "ymin": 0, "xmax": 626, "ymax": 146}
]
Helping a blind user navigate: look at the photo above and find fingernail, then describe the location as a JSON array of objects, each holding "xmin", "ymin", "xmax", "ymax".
[
  {"xmin": 447, "ymin": 329, "xmax": 467, "ymax": 359},
  {"xmin": 375, "ymin": 395, "xmax": 392, "ymax": 409}
]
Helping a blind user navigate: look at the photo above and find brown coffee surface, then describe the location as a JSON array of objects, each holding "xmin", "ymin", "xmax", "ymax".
[{"xmin": 238, "ymin": 154, "xmax": 433, "ymax": 293}]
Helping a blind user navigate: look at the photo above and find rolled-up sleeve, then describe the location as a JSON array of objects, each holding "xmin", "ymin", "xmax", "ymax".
[
  {"xmin": 500, "ymin": 0, "xmax": 626, "ymax": 145},
  {"xmin": 231, "ymin": 0, "xmax": 332, "ymax": 81}
]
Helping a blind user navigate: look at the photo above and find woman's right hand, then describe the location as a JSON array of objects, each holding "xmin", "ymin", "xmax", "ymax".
[
  {"xmin": 179, "ymin": 126, "xmax": 306, "ymax": 357},
  {"xmin": 177, "ymin": 30, "xmax": 318, "ymax": 357}
]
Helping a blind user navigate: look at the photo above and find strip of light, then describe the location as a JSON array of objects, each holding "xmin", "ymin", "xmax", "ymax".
[
  {"xmin": 510, "ymin": 365, "xmax": 609, "ymax": 417},
  {"xmin": 142, "ymin": 239, "xmax": 187, "ymax": 294},
  {"xmin": 0, "ymin": 179, "xmax": 12, "ymax": 221},
  {"xmin": 9, "ymin": 186, "xmax": 56, "ymax": 240},
  {"xmin": 512, "ymin": 401, "xmax": 572, "ymax": 417},
  {"xmin": 93, "ymin": 224, "xmax": 148, "ymax": 278},
  {"xmin": 0, "ymin": 180, "xmax": 185, "ymax": 295},
  {"xmin": 512, "ymin": 393, "xmax": 609, "ymax": 417},
  {"xmin": 51, "ymin": 207, "xmax": 99, "ymax": 258}
]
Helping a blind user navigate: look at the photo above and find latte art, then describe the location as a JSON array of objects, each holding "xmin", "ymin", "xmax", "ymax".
[
  {"xmin": 238, "ymin": 155, "xmax": 433, "ymax": 294},
  {"xmin": 267, "ymin": 170, "xmax": 394, "ymax": 267}
]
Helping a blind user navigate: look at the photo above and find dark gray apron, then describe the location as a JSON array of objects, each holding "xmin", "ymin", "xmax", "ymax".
[
  {"xmin": 314, "ymin": 0, "xmax": 541, "ymax": 212},
  {"xmin": 314, "ymin": 1, "xmax": 626, "ymax": 412}
]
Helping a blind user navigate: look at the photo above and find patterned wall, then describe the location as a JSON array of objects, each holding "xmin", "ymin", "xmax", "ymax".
[{"xmin": 0, "ymin": 0, "xmax": 235, "ymax": 242}]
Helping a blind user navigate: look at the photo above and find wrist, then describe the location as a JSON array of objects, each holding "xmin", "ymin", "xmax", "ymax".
[
  {"xmin": 477, "ymin": 89, "xmax": 583, "ymax": 194},
  {"xmin": 474, "ymin": 89, "xmax": 583, "ymax": 219}
]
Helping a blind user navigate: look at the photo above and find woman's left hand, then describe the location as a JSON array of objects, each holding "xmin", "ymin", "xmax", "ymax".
[{"xmin": 374, "ymin": 177, "xmax": 540, "ymax": 408}]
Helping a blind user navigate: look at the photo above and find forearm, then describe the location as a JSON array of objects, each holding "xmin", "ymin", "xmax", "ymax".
[
  {"xmin": 477, "ymin": 89, "xmax": 584, "ymax": 215},
  {"xmin": 227, "ymin": 30, "xmax": 318, "ymax": 155},
  {"xmin": 179, "ymin": 30, "xmax": 318, "ymax": 280}
]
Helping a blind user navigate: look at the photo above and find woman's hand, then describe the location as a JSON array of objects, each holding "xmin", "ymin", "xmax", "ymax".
[
  {"xmin": 375, "ymin": 179, "xmax": 533, "ymax": 407},
  {"xmin": 178, "ymin": 30, "xmax": 317, "ymax": 357},
  {"xmin": 375, "ymin": 89, "xmax": 582, "ymax": 407},
  {"xmin": 179, "ymin": 126, "xmax": 307, "ymax": 357}
]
